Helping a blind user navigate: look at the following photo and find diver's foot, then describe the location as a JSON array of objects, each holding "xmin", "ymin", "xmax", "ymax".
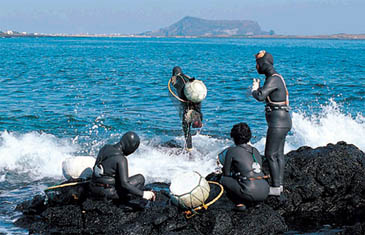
[
  {"xmin": 119, "ymin": 200, "xmax": 146, "ymax": 212},
  {"xmin": 233, "ymin": 204, "xmax": 247, "ymax": 212},
  {"xmin": 118, "ymin": 204, "xmax": 135, "ymax": 212},
  {"xmin": 185, "ymin": 147, "xmax": 193, "ymax": 152},
  {"xmin": 254, "ymin": 203, "xmax": 262, "ymax": 209},
  {"xmin": 269, "ymin": 187, "xmax": 281, "ymax": 196}
]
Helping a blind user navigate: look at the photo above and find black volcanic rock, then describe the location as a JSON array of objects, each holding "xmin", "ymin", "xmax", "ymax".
[
  {"xmin": 15, "ymin": 141, "xmax": 365, "ymax": 234},
  {"xmin": 272, "ymin": 141, "xmax": 365, "ymax": 231},
  {"xmin": 140, "ymin": 16, "xmax": 269, "ymax": 37}
]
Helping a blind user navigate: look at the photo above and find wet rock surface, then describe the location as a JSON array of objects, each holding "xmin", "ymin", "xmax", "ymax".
[{"xmin": 15, "ymin": 142, "xmax": 365, "ymax": 234}]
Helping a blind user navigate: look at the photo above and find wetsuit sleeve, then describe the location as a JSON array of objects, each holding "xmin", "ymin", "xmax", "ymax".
[
  {"xmin": 172, "ymin": 76, "xmax": 184, "ymax": 98},
  {"xmin": 116, "ymin": 156, "xmax": 144, "ymax": 197},
  {"xmin": 187, "ymin": 77, "xmax": 195, "ymax": 82},
  {"xmin": 222, "ymin": 149, "xmax": 233, "ymax": 176},
  {"xmin": 252, "ymin": 76, "xmax": 277, "ymax": 102},
  {"xmin": 95, "ymin": 146, "xmax": 106, "ymax": 165}
]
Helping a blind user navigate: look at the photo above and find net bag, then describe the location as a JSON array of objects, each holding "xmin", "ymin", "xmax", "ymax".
[
  {"xmin": 169, "ymin": 171, "xmax": 210, "ymax": 209},
  {"xmin": 184, "ymin": 80, "xmax": 207, "ymax": 103}
]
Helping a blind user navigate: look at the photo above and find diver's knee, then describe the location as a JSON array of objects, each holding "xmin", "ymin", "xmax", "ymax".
[
  {"xmin": 265, "ymin": 153, "xmax": 277, "ymax": 162},
  {"xmin": 130, "ymin": 174, "xmax": 145, "ymax": 186},
  {"xmin": 137, "ymin": 174, "xmax": 145, "ymax": 185}
]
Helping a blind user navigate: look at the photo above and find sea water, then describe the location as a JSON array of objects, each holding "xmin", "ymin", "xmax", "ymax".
[{"xmin": 0, "ymin": 37, "xmax": 364, "ymax": 234}]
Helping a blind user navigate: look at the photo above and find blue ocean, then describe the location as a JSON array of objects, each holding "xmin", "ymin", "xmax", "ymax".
[{"xmin": 0, "ymin": 37, "xmax": 364, "ymax": 234}]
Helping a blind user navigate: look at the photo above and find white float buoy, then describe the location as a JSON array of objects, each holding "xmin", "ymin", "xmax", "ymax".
[
  {"xmin": 62, "ymin": 156, "xmax": 96, "ymax": 180},
  {"xmin": 169, "ymin": 171, "xmax": 210, "ymax": 209},
  {"xmin": 184, "ymin": 80, "xmax": 207, "ymax": 103}
]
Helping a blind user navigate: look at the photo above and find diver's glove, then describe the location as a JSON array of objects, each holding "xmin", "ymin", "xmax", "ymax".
[
  {"xmin": 251, "ymin": 78, "xmax": 260, "ymax": 92},
  {"xmin": 171, "ymin": 76, "xmax": 177, "ymax": 85},
  {"xmin": 143, "ymin": 191, "xmax": 156, "ymax": 201}
]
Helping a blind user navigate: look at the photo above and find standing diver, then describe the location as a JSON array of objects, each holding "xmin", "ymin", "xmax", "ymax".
[
  {"xmin": 251, "ymin": 50, "xmax": 292, "ymax": 196},
  {"xmin": 218, "ymin": 122, "xmax": 269, "ymax": 211},
  {"xmin": 89, "ymin": 131, "xmax": 156, "ymax": 205},
  {"xmin": 169, "ymin": 66, "xmax": 204, "ymax": 151}
]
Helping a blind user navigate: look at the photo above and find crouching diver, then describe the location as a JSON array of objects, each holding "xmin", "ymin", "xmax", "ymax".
[
  {"xmin": 89, "ymin": 131, "xmax": 156, "ymax": 204},
  {"xmin": 251, "ymin": 50, "xmax": 292, "ymax": 196},
  {"xmin": 169, "ymin": 66, "xmax": 203, "ymax": 151},
  {"xmin": 219, "ymin": 123, "xmax": 269, "ymax": 211}
]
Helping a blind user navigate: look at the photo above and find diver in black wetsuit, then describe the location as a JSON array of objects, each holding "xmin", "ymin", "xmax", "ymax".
[
  {"xmin": 219, "ymin": 122, "xmax": 269, "ymax": 211},
  {"xmin": 170, "ymin": 66, "xmax": 203, "ymax": 151},
  {"xmin": 89, "ymin": 131, "xmax": 156, "ymax": 203},
  {"xmin": 251, "ymin": 50, "xmax": 292, "ymax": 196}
]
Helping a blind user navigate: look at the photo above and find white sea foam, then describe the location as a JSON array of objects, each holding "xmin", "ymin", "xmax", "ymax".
[
  {"xmin": 0, "ymin": 100, "xmax": 363, "ymax": 183},
  {"xmin": 128, "ymin": 134, "xmax": 229, "ymax": 183},
  {"xmin": 0, "ymin": 131, "xmax": 228, "ymax": 183},
  {"xmin": 255, "ymin": 100, "xmax": 365, "ymax": 154},
  {"xmin": 0, "ymin": 174, "xmax": 5, "ymax": 182},
  {"xmin": 0, "ymin": 131, "xmax": 78, "ymax": 181}
]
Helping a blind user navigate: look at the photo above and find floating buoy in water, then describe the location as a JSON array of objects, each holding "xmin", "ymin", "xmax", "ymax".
[
  {"xmin": 184, "ymin": 80, "xmax": 207, "ymax": 103},
  {"xmin": 62, "ymin": 156, "xmax": 95, "ymax": 180},
  {"xmin": 169, "ymin": 171, "xmax": 210, "ymax": 209}
]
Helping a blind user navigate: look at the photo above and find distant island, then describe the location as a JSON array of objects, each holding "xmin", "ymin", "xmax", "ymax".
[
  {"xmin": 139, "ymin": 16, "xmax": 273, "ymax": 37},
  {"xmin": 1, "ymin": 16, "xmax": 365, "ymax": 40}
]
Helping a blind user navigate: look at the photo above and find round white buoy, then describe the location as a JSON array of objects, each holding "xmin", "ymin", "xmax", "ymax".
[
  {"xmin": 169, "ymin": 171, "xmax": 210, "ymax": 209},
  {"xmin": 184, "ymin": 80, "xmax": 207, "ymax": 103},
  {"xmin": 62, "ymin": 156, "xmax": 96, "ymax": 180}
]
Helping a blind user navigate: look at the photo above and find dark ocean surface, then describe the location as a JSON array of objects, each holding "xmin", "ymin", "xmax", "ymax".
[{"xmin": 0, "ymin": 37, "xmax": 364, "ymax": 234}]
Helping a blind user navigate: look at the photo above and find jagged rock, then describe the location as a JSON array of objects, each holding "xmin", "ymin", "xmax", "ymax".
[
  {"xmin": 274, "ymin": 141, "xmax": 365, "ymax": 232},
  {"xmin": 14, "ymin": 142, "xmax": 365, "ymax": 234}
]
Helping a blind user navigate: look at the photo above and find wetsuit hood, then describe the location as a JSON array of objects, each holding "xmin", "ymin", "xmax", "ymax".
[
  {"xmin": 120, "ymin": 131, "xmax": 140, "ymax": 156},
  {"xmin": 172, "ymin": 66, "xmax": 183, "ymax": 76},
  {"xmin": 256, "ymin": 51, "xmax": 276, "ymax": 76}
]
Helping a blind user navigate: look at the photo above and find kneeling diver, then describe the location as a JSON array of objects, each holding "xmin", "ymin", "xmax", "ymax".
[
  {"xmin": 218, "ymin": 123, "xmax": 269, "ymax": 211},
  {"xmin": 89, "ymin": 131, "xmax": 156, "ymax": 203}
]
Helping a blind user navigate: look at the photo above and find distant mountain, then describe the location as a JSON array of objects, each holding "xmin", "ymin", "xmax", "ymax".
[{"xmin": 139, "ymin": 16, "xmax": 272, "ymax": 37}]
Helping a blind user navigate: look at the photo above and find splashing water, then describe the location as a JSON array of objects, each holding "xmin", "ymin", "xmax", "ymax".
[
  {"xmin": 289, "ymin": 100, "xmax": 364, "ymax": 151},
  {"xmin": 255, "ymin": 100, "xmax": 365, "ymax": 154},
  {"xmin": 128, "ymin": 134, "xmax": 230, "ymax": 183},
  {"xmin": 0, "ymin": 131, "xmax": 79, "ymax": 181},
  {"xmin": 0, "ymin": 131, "xmax": 230, "ymax": 183},
  {"xmin": 1, "ymin": 100, "xmax": 364, "ymax": 184}
]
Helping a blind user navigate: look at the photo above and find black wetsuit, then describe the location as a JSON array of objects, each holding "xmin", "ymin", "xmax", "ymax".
[
  {"xmin": 89, "ymin": 144, "xmax": 144, "ymax": 201},
  {"xmin": 171, "ymin": 67, "xmax": 203, "ymax": 149},
  {"xmin": 252, "ymin": 52, "xmax": 292, "ymax": 187},
  {"xmin": 219, "ymin": 144, "xmax": 269, "ymax": 204}
]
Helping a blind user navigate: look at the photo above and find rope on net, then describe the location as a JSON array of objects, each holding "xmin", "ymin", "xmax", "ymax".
[{"xmin": 181, "ymin": 180, "xmax": 224, "ymax": 219}]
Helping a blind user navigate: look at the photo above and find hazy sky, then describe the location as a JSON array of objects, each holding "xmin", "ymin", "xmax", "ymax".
[{"xmin": 1, "ymin": 0, "xmax": 364, "ymax": 35}]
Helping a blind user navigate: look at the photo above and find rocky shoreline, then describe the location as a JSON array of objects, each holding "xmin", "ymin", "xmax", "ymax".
[{"xmin": 15, "ymin": 141, "xmax": 365, "ymax": 234}]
